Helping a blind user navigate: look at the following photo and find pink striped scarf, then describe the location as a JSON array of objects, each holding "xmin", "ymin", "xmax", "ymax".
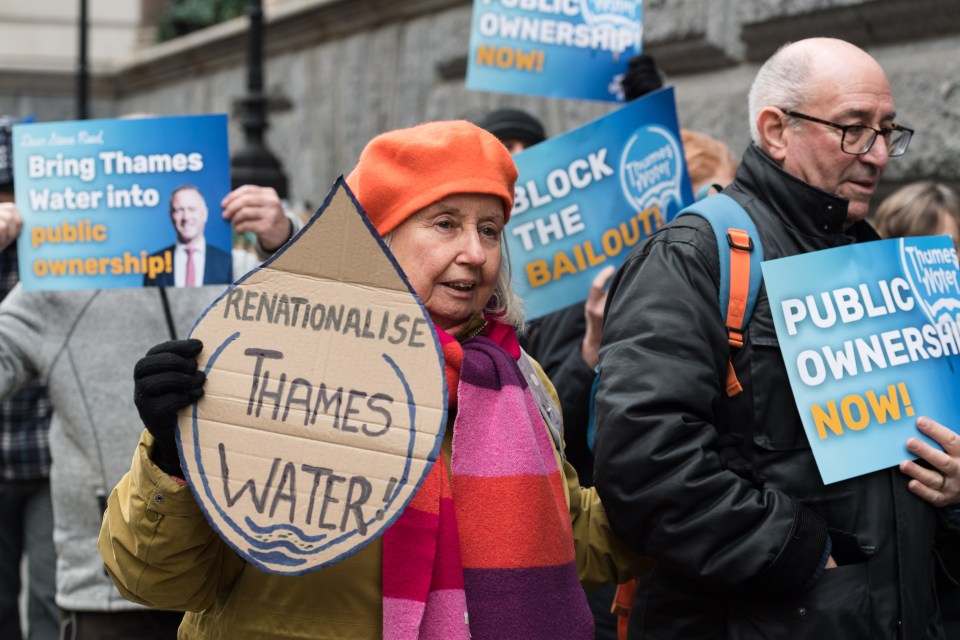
[{"xmin": 382, "ymin": 320, "xmax": 593, "ymax": 639}]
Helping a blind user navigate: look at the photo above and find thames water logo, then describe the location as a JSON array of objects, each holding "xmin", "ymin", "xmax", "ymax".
[
  {"xmin": 579, "ymin": 0, "xmax": 641, "ymax": 26},
  {"xmin": 579, "ymin": 0, "xmax": 642, "ymax": 55},
  {"xmin": 899, "ymin": 238, "xmax": 960, "ymax": 327},
  {"xmin": 619, "ymin": 125, "xmax": 684, "ymax": 216}
]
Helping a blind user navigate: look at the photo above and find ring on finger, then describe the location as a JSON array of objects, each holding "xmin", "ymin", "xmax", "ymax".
[{"xmin": 938, "ymin": 473, "xmax": 947, "ymax": 491}]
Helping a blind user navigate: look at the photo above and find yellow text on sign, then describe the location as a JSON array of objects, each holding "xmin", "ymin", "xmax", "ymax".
[
  {"xmin": 476, "ymin": 44, "xmax": 545, "ymax": 73},
  {"xmin": 524, "ymin": 205, "xmax": 661, "ymax": 288},
  {"xmin": 810, "ymin": 382, "xmax": 915, "ymax": 440}
]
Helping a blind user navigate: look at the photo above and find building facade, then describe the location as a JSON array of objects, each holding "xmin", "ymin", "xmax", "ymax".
[{"xmin": 1, "ymin": 0, "xmax": 958, "ymax": 206}]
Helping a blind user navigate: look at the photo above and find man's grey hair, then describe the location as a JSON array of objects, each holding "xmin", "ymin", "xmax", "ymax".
[{"xmin": 747, "ymin": 42, "xmax": 814, "ymax": 146}]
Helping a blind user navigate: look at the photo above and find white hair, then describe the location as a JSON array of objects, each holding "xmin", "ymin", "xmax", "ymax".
[
  {"xmin": 747, "ymin": 42, "xmax": 814, "ymax": 146},
  {"xmin": 380, "ymin": 232, "xmax": 525, "ymax": 333},
  {"xmin": 485, "ymin": 241, "xmax": 525, "ymax": 331}
]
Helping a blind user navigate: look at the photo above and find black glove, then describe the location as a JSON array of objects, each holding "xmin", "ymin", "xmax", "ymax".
[
  {"xmin": 133, "ymin": 339, "xmax": 205, "ymax": 476},
  {"xmin": 621, "ymin": 53, "xmax": 664, "ymax": 102}
]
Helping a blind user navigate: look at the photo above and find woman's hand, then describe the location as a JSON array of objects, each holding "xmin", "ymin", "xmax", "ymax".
[
  {"xmin": 899, "ymin": 416, "xmax": 960, "ymax": 506},
  {"xmin": 133, "ymin": 339, "xmax": 205, "ymax": 476}
]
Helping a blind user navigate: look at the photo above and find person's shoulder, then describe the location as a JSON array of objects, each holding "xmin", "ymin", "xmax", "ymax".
[
  {"xmin": 627, "ymin": 214, "xmax": 720, "ymax": 266},
  {"xmin": 0, "ymin": 285, "xmax": 97, "ymax": 327},
  {"xmin": 660, "ymin": 213, "xmax": 720, "ymax": 241}
]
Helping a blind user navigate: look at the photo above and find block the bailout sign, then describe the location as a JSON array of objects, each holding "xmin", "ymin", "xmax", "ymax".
[{"xmin": 180, "ymin": 178, "xmax": 448, "ymax": 574}]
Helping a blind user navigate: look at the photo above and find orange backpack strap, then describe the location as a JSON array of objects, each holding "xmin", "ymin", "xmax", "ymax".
[
  {"xmin": 724, "ymin": 227, "xmax": 754, "ymax": 395},
  {"xmin": 677, "ymin": 194, "xmax": 763, "ymax": 398},
  {"xmin": 612, "ymin": 579, "xmax": 638, "ymax": 640}
]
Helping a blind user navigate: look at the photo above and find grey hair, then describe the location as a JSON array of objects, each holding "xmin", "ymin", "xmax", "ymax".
[
  {"xmin": 486, "ymin": 240, "xmax": 525, "ymax": 331},
  {"xmin": 381, "ymin": 231, "xmax": 525, "ymax": 332},
  {"xmin": 747, "ymin": 42, "xmax": 813, "ymax": 146}
]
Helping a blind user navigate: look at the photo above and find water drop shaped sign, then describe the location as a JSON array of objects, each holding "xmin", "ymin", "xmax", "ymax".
[{"xmin": 180, "ymin": 179, "xmax": 447, "ymax": 574}]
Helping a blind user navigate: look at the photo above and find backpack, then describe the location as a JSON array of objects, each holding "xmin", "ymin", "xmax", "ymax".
[{"xmin": 590, "ymin": 192, "xmax": 764, "ymax": 640}]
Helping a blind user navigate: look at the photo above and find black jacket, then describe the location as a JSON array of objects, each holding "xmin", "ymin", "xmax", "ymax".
[{"xmin": 594, "ymin": 144, "xmax": 947, "ymax": 639}]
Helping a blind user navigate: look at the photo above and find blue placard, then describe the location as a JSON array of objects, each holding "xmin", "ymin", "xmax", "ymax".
[
  {"xmin": 762, "ymin": 236, "xmax": 960, "ymax": 484},
  {"xmin": 12, "ymin": 114, "xmax": 232, "ymax": 291},
  {"xmin": 507, "ymin": 86, "xmax": 692, "ymax": 320},
  {"xmin": 466, "ymin": 0, "xmax": 643, "ymax": 102}
]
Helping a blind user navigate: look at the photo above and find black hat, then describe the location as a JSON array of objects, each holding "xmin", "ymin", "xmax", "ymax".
[
  {"xmin": 0, "ymin": 116, "xmax": 14, "ymax": 193},
  {"xmin": 476, "ymin": 108, "xmax": 547, "ymax": 148}
]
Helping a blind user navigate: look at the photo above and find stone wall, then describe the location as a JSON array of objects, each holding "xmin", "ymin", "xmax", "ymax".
[{"xmin": 15, "ymin": 0, "xmax": 960, "ymax": 206}]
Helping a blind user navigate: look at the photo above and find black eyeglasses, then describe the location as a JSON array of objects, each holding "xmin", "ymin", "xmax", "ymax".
[{"xmin": 780, "ymin": 109, "xmax": 913, "ymax": 157}]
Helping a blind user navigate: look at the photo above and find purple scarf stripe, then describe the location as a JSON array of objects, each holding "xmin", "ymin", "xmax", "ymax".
[
  {"xmin": 462, "ymin": 563, "xmax": 594, "ymax": 640},
  {"xmin": 460, "ymin": 336, "xmax": 529, "ymax": 391}
]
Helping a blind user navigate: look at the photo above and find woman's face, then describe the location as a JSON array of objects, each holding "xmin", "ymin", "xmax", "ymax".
[{"xmin": 389, "ymin": 193, "xmax": 504, "ymax": 334}]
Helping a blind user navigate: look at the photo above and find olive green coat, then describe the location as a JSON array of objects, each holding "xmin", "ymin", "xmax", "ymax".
[{"xmin": 99, "ymin": 358, "xmax": 651, "ymax": 639}]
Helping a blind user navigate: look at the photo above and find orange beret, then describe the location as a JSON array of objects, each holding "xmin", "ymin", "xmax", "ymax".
[{"xmin": 346, "ymin": 120, "xmax": 518, "ymax": 236}]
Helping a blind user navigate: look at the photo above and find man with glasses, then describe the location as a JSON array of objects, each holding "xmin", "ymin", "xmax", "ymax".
[{"xmin": 594, "ymin": 37, "xmax": 957, "ymax": 639}]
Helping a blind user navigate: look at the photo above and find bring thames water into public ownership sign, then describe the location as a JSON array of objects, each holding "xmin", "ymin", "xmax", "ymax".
[{"xmin": 12, "ymin": 115, "xmax": 232, "ymax": 291}]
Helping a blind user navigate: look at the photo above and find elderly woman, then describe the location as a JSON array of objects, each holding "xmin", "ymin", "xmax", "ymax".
[{"xmin": 98, "ymin": 121, "xmax": 648, "ymax": 640}]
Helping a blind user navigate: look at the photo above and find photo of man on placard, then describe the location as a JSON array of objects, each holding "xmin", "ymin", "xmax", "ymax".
[{"xmin": 144, "ymin": 184, "xmax": 231, "ymax": 287}]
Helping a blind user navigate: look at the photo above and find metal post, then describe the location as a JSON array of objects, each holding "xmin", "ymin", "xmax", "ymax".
[
  {"xmin": 230, "ymin": 0, "xmax": 288, "ymax": 198},
  {"xmin": 77, "ymin": 0, "xmax": 89, "ymax": 119}
]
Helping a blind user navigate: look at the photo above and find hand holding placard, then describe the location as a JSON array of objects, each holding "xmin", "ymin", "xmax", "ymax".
[
  {"xmin": 0, "ymin": 202, "xmax": 22, "ymax": 251},
  {"xmin": 133, "ymin": 338, "xmax": 206, "ymax": 477},
  {"xmin": 221, "ymin": 185, "xmax": 291, "ymax": 252},
  {"xmin": 900, "ymin": 416, "xmax": 960, "ymax": 506}
]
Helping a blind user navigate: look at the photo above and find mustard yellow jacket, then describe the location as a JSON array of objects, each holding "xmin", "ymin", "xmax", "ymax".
[{"xmin": 99, "ymin": 358, "xmax": 651, "ymax": 640}]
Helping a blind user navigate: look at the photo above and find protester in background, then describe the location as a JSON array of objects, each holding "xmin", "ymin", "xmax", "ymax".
[
  {"xmin": 99, "ymin": 120, "xmax": 651, "ymax": 640},
  {"xmin": 475, "ymin": 107, "xmax": 546, "ymax": 154},
  {"xmin": 681, "ymin": 129, "xmax": 739, "ymax": 199},
  {"xmin": 0, "ymin": 180, "xmax": 299, "ymax": 640},
  {"xmin": 0, "ymin": 115, "xmax": 59, "ymax": 640},
  {"xmin": 873, "ymin": 181, "xmax": 960, "ymax": 252},
  {"xmin": 872, "ymin": 180, "xmax": 960, "ymax": 640},
  {"xmin": 595, "ymin": 37, "xmax": 959, "ymax": 639}
]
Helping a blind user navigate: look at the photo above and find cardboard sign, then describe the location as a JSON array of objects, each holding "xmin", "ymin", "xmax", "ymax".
[
  {"xmin": 466, "ymin": 0, "xmax": 643, "ymax": 102},
  {"xmin": 507, "ymin": 87, "xmax": 692, "ymax": 320},
  {"xmin": 12, "ymin": 115, "xmax": 232, "ymax": 291},
  {"xmin": 762, "ymin": 236, "xmax": 960, "ymax": 484},
  {"xmin": 181, "ymin": 179, "xmax": 447, "ymax": 574}
]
